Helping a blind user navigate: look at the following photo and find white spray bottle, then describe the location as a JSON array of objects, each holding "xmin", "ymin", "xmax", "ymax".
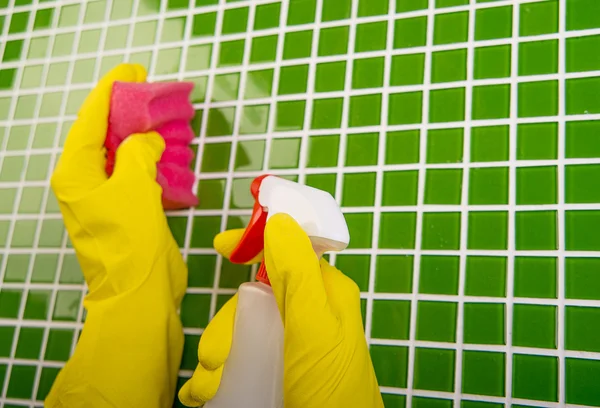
[{"xmin": 205, "ymin": 175, "xmax": 350, "ymax": 408}]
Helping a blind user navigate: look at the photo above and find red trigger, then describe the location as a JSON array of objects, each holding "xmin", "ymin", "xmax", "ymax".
[{"xmin": 229, "ymin": 175, "xmax": 271, "ymax": 268}]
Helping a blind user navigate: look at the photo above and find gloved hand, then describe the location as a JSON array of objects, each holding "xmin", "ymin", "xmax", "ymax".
[
  {"xmin": 179, "ymin": 214, "xmax": 384, "ymax": 408},
  {"xmin": 46, "ymin": 64, "xmax": 187, "ymax": 408}
]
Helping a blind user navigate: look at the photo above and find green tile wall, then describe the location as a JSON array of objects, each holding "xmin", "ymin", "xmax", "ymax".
[{"xmin": 1, "ymin": 0, "xmax": 600, "ymax": 407}]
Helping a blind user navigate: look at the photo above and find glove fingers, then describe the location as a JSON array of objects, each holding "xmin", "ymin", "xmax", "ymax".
[
  {"xmin": 214, "ymin": 229, "xmax": 263, "ymax": 265},
  {"xmin": 178, "ymin": 364, "xmax": 223, "ymax": 407},
  {"xmin": 112, "ymin": 132, "xmax": 165, "ymax": 181},
  {"xmin": 198, "ymin": 294, "xmax": 237, "ymax": 371},
  {"xmin": 264, "ymin": 213, "xmax": 340, "ymax": 335}
]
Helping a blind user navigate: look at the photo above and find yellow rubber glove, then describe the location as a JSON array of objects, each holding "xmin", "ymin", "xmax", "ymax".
[
  {"xmin": 45, "ymin": 64, "xmax": 187, "ymax": 408},
  {"xmin": 179, "ymin": 214, "xmax": 384, "ymax": 408}
]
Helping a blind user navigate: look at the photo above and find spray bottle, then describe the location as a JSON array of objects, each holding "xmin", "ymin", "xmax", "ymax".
[{"xmin": 205, "ymin": 175, "xmax": 350, "ymax": 408}]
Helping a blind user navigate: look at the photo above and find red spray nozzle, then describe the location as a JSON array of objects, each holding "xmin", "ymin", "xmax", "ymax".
[{"xmin": 229, "ymin": 175, "xmax": 271, "ymax": 285}]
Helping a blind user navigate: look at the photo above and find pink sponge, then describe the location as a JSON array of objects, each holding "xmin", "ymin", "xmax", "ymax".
[{"xmin": 106, "ymin": 81, "xmax": 198, "ymax": 210}]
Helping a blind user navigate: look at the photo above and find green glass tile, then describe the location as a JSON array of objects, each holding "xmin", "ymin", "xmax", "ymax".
[
  {"xmin": 34, "ymin": 8, "xmax": 53, "ymax": 29},
  {"xmin": 516, "ymin": 211, "xmax": 557, "ymax": 250},
  {"xmin": 517, "ymin": 166, "xmax": 557, "ymax": 205},
  {"xmin": 469, "ymin": 167, "xmax": 508, "ymax": 205},
  {"xmin": 200, "ymin": 143, "xmax": 231, "ymax": 173},
  {"xmin": 356, "ymin": 21, "xmax": 388, "ymax": 52},
  {"xmin": 379, "ymin": 212, "xmax": 417, "ymax": 249},
  {"xmin": 382, "ymin": 171, "xmax": 418, "ymax": 206},
  {"xmin": 187, "ymin": 44, "xmax": 213, "ymax": 71},
  {"xmin": 375, "ymin": 255, "xmax": 413, "ymax": 293},
  {"xmin": 434, "ymin": 11, "xmax": 468, "ymax": 45},
  {"xmin": 305, "ymin": 174, "xmax": 337, "ymax": 197},
  {"xmin": 57, "ymin": 4, "xmax": 79, "ymax": 27},
  {"xmin": 40, "ymin": 92, "xmax": 63, "ymax": 117},
  {"xmin": 11, "ymin": 220, "xmax": 37, "ymax": 248},
  {"xmin": 315, "ymin": 61, "xmax": 346, "ymax": 92},
  {"xmin": 187, "ymin": 255, "xmax": 216, "ymax": 288},
  {"xmin": 32, "ymin": 123, "xmax": 56, "ymax": 149},
  {"xmin": 566, "ymin": 306, "xmax": 600, "ymax": 353},
  {"xmin": 37, "ymin": 366, "xmax": 60, "ymax": 401},
  {"xmin": 512, "ymin": 354, "xmax": 558, "ymax": 402},
  {"xmin": 424, "ymin": 168, "xmax": 463, "ymax": 205},
  {"xmin": 0, "ymin": 289, "xmax": 23, "ymax": 318},
  {"xmin": 19, "ymin": 187, "xmax": 44, "ymax": 214},
  {"xmin": 432, "ymin": 49, "xmax": 466, "ymax": 83},
  {"xmin": 391, "ymin": 53, "xmax": 425, "ymax": 86},
  {"xmin": 468, "ymin": 211, "xmax": 508, "ymax": 250},
  {"xmin": 464, "ymin": 303, "xmax": 505, "ymax": 345},
  {"xmin": 394, "ymin": 17, "xmax": 427, "ymax": 49},
  {"xmin": 419, "ymin": 256, "xmax": 459, "ymax": 295},
  {"xmin": 462, "ymin": 351, "xmax": 505, "ymax": 397},
  {"xmin": 206, "ymin": 107, "xmax": 235, "ymax": 136},
  {"xmin": 567, "ymin": 210, "xmax": 600, "ymax": 251},
  {"xmin": 567, "ymin": 258, "xmax": 600, "ymax": 300},
  {"xmin": 358, "ymin": 0, "xmax": 388, "ymax": 16},
  {"xmin": 0, "ymin": 221, "xmax": 9, "ymax": 247},
  {"xmin": 389, "ymin": 92, "xmax": 423, "ymax": 125},
  {"xmin": 0, "ymin": 156, "xmax": 26, "ymax": 182},
  {"xmin": 57, "ymin": 255, "xmax": 82, "ymax": 285},
  {"xmin": 275, "ymin": 100, "xmax": 306, "ymax": 131},
  {"xmin": 426, "ymin": 128, "xmax": 464, "ymax": 163},
  {"xmin": 318, "ymin": 25, "xmax": 349, "ymax": 57},
  {"xmin": 413, "ymin": 397, "xmax": 452, "ymax": 408},
  {"xmin": 255, "ymin": 2, "xmax": 281, "ymax": 29},
  {"xmin": 191, "ymin": 12, "xmax": 216, "ymax": 38},
  {"xmin": 47, "ymin": 62, "xmax": 69, "ymax": 86},
  {"xmin": 219, "ymin": 39, "xmax": 245, "ymax": 66},
  {"xmin": 471, "ymin": 125, "xmax": 509, "ymax": 162},
  {"xmin": 517, "ymin": 122, "xmax": 558, "ymax": 160},
  {"xmin": 567, "ymin": 121, "xmax": 600, "ymax": 159},
  {"xmin": 513, "ymin": 304, "xmax": 556, "ymax": 349},
  {"xmin": 197, "ymin": 179, "xmax": 225, "ymax": 210},
  {"xmin": 416, "ymin": 301, "xmax": 457, "ymax": 342},
  {"xmin": 474, "ymin": 45, "xmax": 511, "ymax": 79},
  {"xmin": 475, "ymin": 6, "xmax": 512, "ymax": 40},
  {"xmin": 72, "ymin": 58, "xmax": 95, "ymax": 84},
  {"xmin": 519, "ymin": 40, "xmax": 558, "ymax": 76},
  {"xmin": 9, "ymin": 12, "xmax": 30, "ymax": 34},
  {"xmin": 398, "ymin": 0, "xmax": 428, "ymax": 12},
  {"xmin": 566, "ymin": 358, "xmax": 600, "ymax": 406},
  {"xmin": 161, "ymin": 17, "xmax": 186, "ymax": 43},
  {"xmin": 474, "ymin": 83, "xmax": 512, "ymax": 120},
  {"xmin": 520, "ymin": 0, "xmax": 558, "ymax": 36},
  {"xmin": 6, "ymin": 365, "xmax": 36, "ymax": 399},
  {"xmin": 352, "ymin": 57, "xmax": 384, "ymax": 89},
  {"xmin": 345, "ymin": 213, "xmax": 374, "ymax": 249},
  {"xmin": 307, "ymin": 135, "xmax": 339, "ymax": 167},
  {"xmin": 245, "ymin": 69, "xmax": 273, "ymax": 100},
  {"xmin": 465, "ymin": 256, "xmax": 506, "ymax": 297},
  {"xmin": 84, "ymin": 0, "xmax": 106, "ymax": 23},
  {"xmin": 288, "ymin": 0, "xmax": 316, "ymax": 25},
  {"xmin": 386, "ymin": 131, "xmax": 420, "ymax": 165},
  {"xmin": 0, "ymin": 188, "xmax": 16, "ymax": 213},
  {"xmin": 349, "ymin": 94, "xmax": 382, "ymax": 127},
  {"xmin": 382, "ymin": 393, "xmax": 406, "ymax": 408},
  {"xmin": 346, "ymin": 132, "xmax": 379, "ymax": 166},
  {"xmin": 110, "ymin": 0, "xmax": 133, "ymax": 19},
  {"xmin": 269, "ymin": 138, "xmax": 301, "ymax": 169},
  {"xmin": 5, "ymin": 254, "xmax": 30, "ymax": 283},
  {"xmin": 283, "ymin": 30, "xmax": 312, "ymax": 59},
  {"xmin": 78, "ymin": 29, "xmax": 101, "ymax": 53},
  {"xmin": 515, "ymin": 257, "xmax": 557, "ymax": 299},
  {"xmin": 567, "ymin": 0, "xmax": 600, "ymax": 30},
  {"xmin": 518, "ymin": 80, "xmax": 559, "ymax": 118},
  {"xmin": 372, "ymin": 300, "xmax": 410, "ymax": 340},
  {"xmin": 371, "ymin": 346, "xmax": 408, "ymax": 388},
  {"xmin": 566, "ymin": 77, "xmax": 600, "ymax": 115},
  {"xmin": 278, "ymin": 64, "xmax": 308, "ymax": 95},
  {"xmin": 429, "ymin": 87, "xmax": 465, "ymax": 123},
  {"xmin": 181, "ymin": 294, "xmax": 211, "ymax": 328},
  {"xmin": 230, "ymin": 178, "xmax": 254, "ymax": 209},
  {"xmin": 421, "ymin": 212, "xmax": 461, "ymax": 250},
  {"xmin": 14, "ymin": 95, "xmax": 37, "ymax": 120},
  {"xmin": 212, "ymin": 73, "xmax": 240, "ymax": 102},
  {"xmin": 235, "ymin": 140, "xmax": 265, "ymax": 171},
  {"xmin": 219, "ymin": 261, "xmax": 251, "ymax": 289},
  {"xmin": 311, "ymin": 98, "xmax": 343, "ymax": 129},
  {"xmin": 153, "ymin": 48, "xmax": 180, "ymax": 74},
  {"xmin": 414, "ymin": 348, "xmax": 456, "ymax": 392},
  {"xmin": 180, "ymin": 334, "xmax": 200, "ymax": 370},
  {"xmin": 3, "ymin": 40, "xmax": 25, "ymax": 62},
  {"xmin": 53, "ymin": 290, "xmax": 81, "ymax": 321},
  {"xmin": 21, "ymin": 65, "xmax": 43, "ymax": 89},
  {"xmin": 343, "ymin": 173, "xmax": 376, "ymax": 206},
  {"xmin": 105, "ymin": 24, "xmax": 129, "ymax": 50},
  {"xmin": 222, "ymin": 6, "xmax": 249, "ymax": 34},
  {"xmin": 45, "ymin": 329, "xmax": 74, "ymax": 361},
  {"xmin": 336, "ymin": 255, "xmax": 370, "ymax": 291},
  {"xmin": 132, "ymin": 20, "xmax": 158, "ymax": 46},
  {"xmin": 0, "ymin": 326, "xmax": 14, "ymax": 357},
  {"xmin": 436, "ymin": 0, "xmax": 467, "ymax": 6},
  {"xmin": 191, "ymin": 216, "xmax": 222, "ymax": 248},
  {"xmin": 23, "ymin": 290, "xmax": 51, "ymax": 320}
]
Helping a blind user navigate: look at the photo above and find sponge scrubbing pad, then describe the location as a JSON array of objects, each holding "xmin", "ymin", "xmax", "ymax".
[{"xmin": 106, "ymin": 81, "xmax": 198, "ymax": 210}]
